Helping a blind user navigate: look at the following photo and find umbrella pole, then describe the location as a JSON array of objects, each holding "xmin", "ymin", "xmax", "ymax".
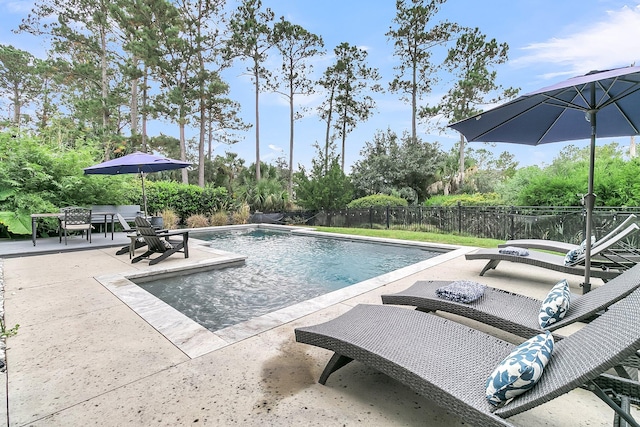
[
  {"xmin": 141, "ymin": 172, "xmax": 148, "ymax": 218},
  {"xmin": 583, "ymin": 94, "xmax": 597, "ymax": 293}
]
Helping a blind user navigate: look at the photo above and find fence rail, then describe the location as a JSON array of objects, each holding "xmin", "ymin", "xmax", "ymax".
[{"xmin": 280, "ymin": 205, "xmax": 640, "ymax": 245}]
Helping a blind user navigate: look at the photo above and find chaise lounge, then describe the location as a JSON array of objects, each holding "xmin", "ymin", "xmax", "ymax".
[
  {"xmin": 295, "ymin": 287, "xmax": 640, "ymax": 426},
  {"xmin": 380, "ymin": 262, "xmax": 640, "ymax": 339},
  {"xmin": 465, "ymin": 223, "xmax": 640, "ymax": 281},
  {"xmin": 498, "ymin": 214, "xmax": 637, "ymax": 253}
]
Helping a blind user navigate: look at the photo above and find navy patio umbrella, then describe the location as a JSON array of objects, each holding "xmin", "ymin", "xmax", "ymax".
[
  {"xmin": 84, "ymin": 151, "xmax": 191, "ymax": 217},
  {"xmin": 449, "ymin": 65, "xmax": 640, "ymax": 292}
]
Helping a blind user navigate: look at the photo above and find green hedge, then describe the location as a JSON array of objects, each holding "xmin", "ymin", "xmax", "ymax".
[{"xmin": 347, "ymin": 194, "xmax": 408, "ymax": 209}]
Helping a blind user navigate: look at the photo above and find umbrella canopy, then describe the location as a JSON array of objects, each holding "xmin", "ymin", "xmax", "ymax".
[
  {"xmin": 448, "ymin": 65, "xmax": 640, "ymax": 292},
  {"xmin": 84, "ymin": 152, "xmax": 190, "ymax": 216}
]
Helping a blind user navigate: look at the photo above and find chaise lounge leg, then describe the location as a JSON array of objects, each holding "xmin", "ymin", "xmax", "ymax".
[
  {"xmin": 319, "ymin": 353, "xmax": 353, "ymax": 385},
  {"xmin": 587, "ymin": 380, "xmax": 640, "ymax": 427},
  {"xmin": 480, "ymin": 259, "xmax": 500, "ymax": 276}
]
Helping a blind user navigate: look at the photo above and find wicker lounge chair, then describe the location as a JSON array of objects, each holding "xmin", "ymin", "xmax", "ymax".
[
  {"xmin": 498, "ymin": 214, "xmax": 637, "ymax": 253},
  {"xmin": 295, "ymin": 288, "xmax": 640, "ymax": 426},
  {"xmin": 130, "ymin": 217, "xmax": 189, "ymax": 265},
  {"xmin": 465, "ymin": 224, "xmax": 640, "ymax": 280},
  {"xmin": 380, "ymin": 262, "xmax": 640, "ymax": 340}
]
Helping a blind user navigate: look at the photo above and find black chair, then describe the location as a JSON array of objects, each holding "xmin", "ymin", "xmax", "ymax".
[
  {"xmin": 130, "ymin": 217, "xmax": 188, "ymax": 265},
  {"xmin": 59, "ymin": 207, "xmax": 92, "ymax": 245}
]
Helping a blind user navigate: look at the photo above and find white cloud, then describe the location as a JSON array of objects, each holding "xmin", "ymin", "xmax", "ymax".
[
  {"xmin": 268, "ymin": 144, "xmax": 283, "ymax": 152},
  {"xmin": 513, "ymin": 4, "xmax": 640, "ymax": 76},
  {"xmin": 3, "ymin": 0, "xmax": 35, "ymax": 14}
]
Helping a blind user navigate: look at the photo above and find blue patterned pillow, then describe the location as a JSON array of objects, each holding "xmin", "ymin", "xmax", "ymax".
[
  {"xmin": 564, "ymin": 236, "xmax": 595, "ymax": 266},
  {"xmin": 485, "ymin": 331, "xmax": 554, "ymax": 406},
  {"xmin": 538, "ymin": 279, "xmax": 571, "ymax": 329}
]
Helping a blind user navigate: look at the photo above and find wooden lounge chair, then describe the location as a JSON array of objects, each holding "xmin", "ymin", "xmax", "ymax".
[
  {"xmin": 295, "ymin": 287, "xmax": 640, "ymax": 426},
  {"xmin": 498, "ymin": 214, "xmax": 637, "ymax": 253},
  {"xmin": 130, "ymin": 217, "xmax": 189, "ymax": 265},
  {"xmin": 381, "ymin": 262, "xmax": 640, "ymax": 340},
  {"xmin": 465, "ymin": 223, "xmax": 640, "ymax": 281},
  {"xmin": 114, "ymin": 214, "xmax": 149, "ymax": 256}
]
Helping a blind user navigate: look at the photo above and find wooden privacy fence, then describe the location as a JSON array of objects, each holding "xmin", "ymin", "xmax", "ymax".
[{"xmin": 282, "ymin": 205, "xmax": 640, "ymax": 245}]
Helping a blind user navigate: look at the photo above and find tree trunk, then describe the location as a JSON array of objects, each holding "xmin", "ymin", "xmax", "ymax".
[
  {"xmin": 12, "ymin": 86, "xmax": 20, "ymax": 125},
  {"xmin": 141, "ymin": 69, "xmax": 148, "ymax": 152},
  {"xmin": 130, "ymin": 56, "xmax": 139, "ymax": 137},
  {"xmin": 411, "ymin": 60, "xmax": 417, "ymax": 141},
  {"xmin": 324, "ymin": 88, "xmax": 334, "ymax": 174},
  {"xmin": 254, "ymin": 63, "xmax": 261, "ymax": 181},
  {"xmin": 458, "ymin": 133, "xmax": 465, "ymax": 183},
  {"xmin": 288, "ymin": 85, "xmax": 294, "ymax": 195},
  {"xmin": 179, "ymin": 118, "xmax": 188, "ymax": 184}
]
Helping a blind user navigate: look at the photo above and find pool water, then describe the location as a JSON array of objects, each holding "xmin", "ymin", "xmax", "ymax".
[{"xmin": 137, "ymin": 229, "xmax": 440, "ymax": 331}]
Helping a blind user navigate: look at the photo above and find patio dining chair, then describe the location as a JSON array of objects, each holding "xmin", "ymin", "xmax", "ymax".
[{"xmin": 58, "ymin": 207, "xmax": 92, "ymax": 245}]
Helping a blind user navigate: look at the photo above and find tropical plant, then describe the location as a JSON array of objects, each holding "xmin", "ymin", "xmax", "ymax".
[{"xmin": 240, "ymin": 178, "xmax": 289, "ymax": 212}]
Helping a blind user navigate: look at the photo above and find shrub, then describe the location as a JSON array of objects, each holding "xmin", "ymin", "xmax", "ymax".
[
  {"xmin": 231, "ymin": 203, "xmax": 250, "ymax": 224},
  {"xmin": 185, "ymin": 214, "xmax": 209, "ymax": 228},
  {"xmin": 423, "ymin": 193, "xmax": 506, "ymax": 207},
  {"xmin": 161, "ymin": 208, "xmax": 180, "ymax": 229},
  {"xmin": 347, "ymin": 194, "xmax": 408, "ymax": 209},
  {"xmin": 210, "ymin": 211, "xmax": 229, "ymax": 226}
]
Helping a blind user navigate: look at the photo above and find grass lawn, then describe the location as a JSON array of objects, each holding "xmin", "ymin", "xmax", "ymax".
[{"xmin": 313, "ymin": 226, "xmax": 504, "ymax": 248}]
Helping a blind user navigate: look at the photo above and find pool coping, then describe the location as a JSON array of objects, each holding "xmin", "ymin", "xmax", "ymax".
[{"xmin": 95, "ymin": 224, "xmax": 476, "ymax": 358}]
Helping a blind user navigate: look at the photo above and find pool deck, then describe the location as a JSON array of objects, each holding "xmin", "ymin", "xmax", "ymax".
[{"xmin": 1, "ymin": 227, "xmax": 638, "ymax": 426}]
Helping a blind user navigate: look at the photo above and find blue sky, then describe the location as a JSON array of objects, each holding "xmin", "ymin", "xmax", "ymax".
[{"xmin": 2, "ymin": 0, "xmax": 640, "ymax": 172}]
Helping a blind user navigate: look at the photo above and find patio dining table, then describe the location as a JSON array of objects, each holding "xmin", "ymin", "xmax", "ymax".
[{"xmin": 31, "ymin": 211, "xmax": 116, "ymax": 246}]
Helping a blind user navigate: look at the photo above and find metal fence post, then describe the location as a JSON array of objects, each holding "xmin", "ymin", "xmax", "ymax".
[
  {"xmin": 510, "ymin": 206, "xmax": 515, "ymax": 239},
  {"xmin": 457, "ymin": 201, "xmax": 462, "ymax": 233},
  {"xmin": 386, "ymin": 204, "xmax": 390, "ymax": 229}
]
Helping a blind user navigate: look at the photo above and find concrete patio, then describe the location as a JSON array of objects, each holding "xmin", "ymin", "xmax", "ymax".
[{"xmin": 0, "ymin": 228, "xmax": 637, "ymax": 426}]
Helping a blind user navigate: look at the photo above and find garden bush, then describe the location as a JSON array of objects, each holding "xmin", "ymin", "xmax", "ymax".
[
  {"xmin": 347, "ymin": 194, "xmax": 408, "ymax": 209},
  {"xmin": 160, "ymin": 209, "xmax": 180, "ymax": 229},
  {"xmin": 185, "ymin": 214, "xmax": 209, "ymax": 228},
  {"xmin": 210, "ymin": 211, "xmax": 229, "ymax": 226},
  {"xmin": 424, "ymin": 193, "xmax": 505, "ymax": 207}
]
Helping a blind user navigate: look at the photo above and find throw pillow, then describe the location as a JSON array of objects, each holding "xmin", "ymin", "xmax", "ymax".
[
  {"xmin": 538, "ymin": 279, "xmax": 571, "ymax": 329},
  {"xmin": 485, "ymin": 331, "xmax": 554, "ymax": 406},
  {"xmin": 564, "ymin": 236, "xmax": 595, "ymax": 266}
]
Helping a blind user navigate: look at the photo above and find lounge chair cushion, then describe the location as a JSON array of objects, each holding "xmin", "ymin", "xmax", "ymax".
[
  {"xmin": 435, "ymin": 280, "xmax": 486, "ymax": 303},
  {"xmin": 485, "ymin": 331, "xmax": 554, "ymax": 406},
  {"xmin": 498, "ymin": 246, "xmax": 529, "ymax": 256},
  {"xmin": 538, "ymin": 279, "xmax": 571, "ymax": 328},
  {"xmin": 564, "ymin": 236, "xmax": 595, "ymax": 265}
]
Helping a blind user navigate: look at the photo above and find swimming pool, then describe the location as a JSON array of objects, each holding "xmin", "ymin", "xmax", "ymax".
[{"xmin": 135, "ymin": 228, "xmax": 441, "ymax": 332}]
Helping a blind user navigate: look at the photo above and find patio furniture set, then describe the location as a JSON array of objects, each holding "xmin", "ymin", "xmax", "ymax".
[{"xmin": 296, "ymin": 216, "xmax": 640, "ymax": 426}]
